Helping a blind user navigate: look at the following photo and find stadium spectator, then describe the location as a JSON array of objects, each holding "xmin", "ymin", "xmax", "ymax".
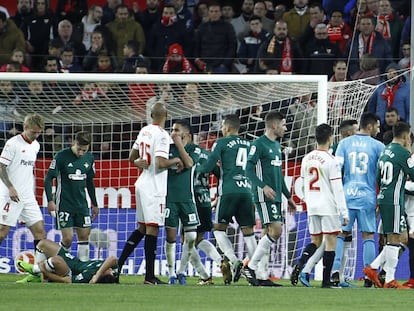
[
  {"xmin": 376, "ymin": 106, "xmax": 400, "ymax": 142},
  {"xmin": 366, "ymin": 0, "xmax": 379, "ymax": 18},
  {"xmin": 237, "ymin": 15, "xmax": 271, "ymax": 74},
  {"xmin": 346, "ymin": 15, "xmax": 392, "ymax": 76},
  {"xmin": 82, "ymin": 30, "xmax": 117, "ymax": 72},
  {"xmin": 0, "ymin": 81, "xmax": 21, "ymax": 118},
  {"xmin": 375, "ymin": 0, "xmax": 403, "ymax": 59},
  {"xmin": 326, "ymin": 10, "xmax": 353, "ymax": 54},
  {"xmin": 21, "ymin": 81, "xmax": 61, "ymax": 115},
  {"xmin": 194, "ymin": 2, "xmax": 237, "ymax": 74},
  {"xmin": 11, "ymin": 0, "xmax": 33, "ymax": 29},
  {"xmin": 42, "ymin": 127, "xmax": 64, "ymax": 158},
  {"xmin": 256, "ymin": 20, "xmax": 303, "ymax": 74},
  {"xmin": 120, "ymin": 40, "xmax": 146, "ymax": 73},
  {"xmin": 400, "ymin": 16, "xmax": 410, "ymax": 52},
  {"xmin": 43, "ymin": 55, "xmax": 60, "ymax": 73},
  {"xmin": 48, "ymin": 38, "xmax": 64, "ymax": 58},
  {"xmin": 349, "ymin": 0, "xmax": 369, "ymax": 28},
  {"xmin": 172, "ymin": 0, "xmax": 193, "ymax": 31},
  {"xmin": 221, "ymin": 3, "xmax": 235, "ymax": 24},
  {"xmin": 282, "ymin": 0, "xmax": 310, "ymax": 41},
  {"xmin": 322, "ymin": 0, "xmax": 355, "ymax": 22},
  {"xmin": 304, "ymin": 23, "xmax": 342, "ymax": 76},
  {"xmin": 55, "ymin": 0, "xmax": 88, "ymax": 24},
  {"xmin": 192, "ymin": 0, "xmax": 209, "ymax": 30},
  {"xmin": 286, "ymin": 93, "xmax": 317, "ymax": 158},
  {"xmin": 106, "ymin": 4, "xmax": 145, "ymax": 67},
  {"xmin": 102, "ymin": 0, "xmax": 122, "ymax": 25},
  {"xmin": 0, "ymin": 113, "xmax": 46, "ymax": 283},
  {"xmin": 252, "ymin": 1, "xmax": 274, "ymax": 34},
  {"xmin": 59, "ymin": 46, "xmax": 83, "ymax": 72},
  {"xmin": 367, "ymin": 62, "xmax": 409, "ymax": 124},
  {"xmin": 350, "ymin": 53, "xmax": 380, "ymax": 84},
  {"xmin": 145, "ymin": 83, "xmax": 175, "ymax": 124},
  {"xmin": 20, "ymin": 0, "xmax": 56, "ymax": 71},
  {"xmin": 147, "ymin": 4, "xmax": 191, "ymax": 73},
  {"xmin": 135, "ymin": 0, "xmax": 162, "ymax": 48},
  {"xmin": 274, "ymin": 4, "xmax": 287, "ymax": 22},
  {"xmin": 264, "ymin": 0, "xmax": 276, "ymax": 20},
  {"xmin": 329, "ymin": 59, "xmax": 348, "ymax": 81},
  {"xmin": 55, "ymin": 19, "xmax": 87, "ymax": 63},
  {"xmin": 161, "ymin": 43, "xmax": 192, "ymax": 74},
  {"xmin": 0, "ymin": 11, "xmax": 26, "ymax": 67},
  {"xmin": 231, "ymin": 0, "xmax": 254, "ymax": 40},
  {"xmin": 0, "ymin": 49, "xmax": 30, "ymax": 72},
  {"xmin": 299, "ymin": 2, "xmax": 327, "ymax": 50},
  {"xmin": 80, "ymin": 5, "xmax": 103, "ymax": 51},
  {"xmin": 398, "ymin": 41, "xmax": 410, "ymax": 70}
]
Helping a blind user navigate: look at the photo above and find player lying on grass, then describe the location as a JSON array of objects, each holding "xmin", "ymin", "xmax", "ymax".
[{"xmin": 17, "ymin": 239, "xmax": 118, "ymax": 283}]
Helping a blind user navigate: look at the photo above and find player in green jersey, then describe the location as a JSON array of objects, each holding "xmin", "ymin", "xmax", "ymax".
[
  {"xmin": 17, "ymin": 239, "xmax": 118, "ymax": 283},
  {"xmin": 44, "ymin": 131, "xmax": 98, "ymax": 262},
  {"xmin": 364, "ymin": 122, "xmax": 414, "ymax": 289},
  {"xmin": 243, "ymin": 111, "xmax": 296, "ymax": 286},
  {"xmin": 198, "ymin": 114, "xmax": 257, "ymax": 284},
  {"xmin": 165, "ymin": 120, "xmax": 201, "ymax": 285}
]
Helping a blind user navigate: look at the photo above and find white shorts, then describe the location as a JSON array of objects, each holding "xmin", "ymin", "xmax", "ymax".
[
  {"xmin": 135, "ymin": 186, "xmax": 165, "ymax": 227},
  {"xmin": 308, "ymin": 214, "xmax": 341, "ymax": 235},
  {"xmin": 0, "ymin": 197, "xmax": 43, "ymax": 227}
]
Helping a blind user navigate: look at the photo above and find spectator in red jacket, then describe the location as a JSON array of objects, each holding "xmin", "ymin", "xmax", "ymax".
[{"xmin": 162, "ymin": 43, "xmax": 193, "ymax": 73}]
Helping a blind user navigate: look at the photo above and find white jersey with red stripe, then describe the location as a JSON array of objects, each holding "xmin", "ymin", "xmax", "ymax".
[
  {"xmin": 132, "ymin": 124, "xmax": 170, "ymax": 197},
  {"xmin": 0, "ymin": 134, "xmax": 40, "ymax": 202},
  {"xmin": 301, "ymin": 149, "xmax": 347, "ymax": 218}
]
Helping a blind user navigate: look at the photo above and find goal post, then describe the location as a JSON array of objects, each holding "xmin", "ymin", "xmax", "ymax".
[{"xmin": 0, "ymin": 73, "xmax": 376, "ymax": 281}]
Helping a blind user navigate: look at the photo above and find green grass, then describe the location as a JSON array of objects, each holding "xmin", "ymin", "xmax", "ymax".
[{"xmin": 1, "ymin": 274, "xmax": 412, "ymax": 311}]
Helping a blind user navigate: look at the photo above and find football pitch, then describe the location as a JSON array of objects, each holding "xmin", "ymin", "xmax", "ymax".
[{"xmin": 1, "ymin": 274, "xmax": 413, "ymax": 311}]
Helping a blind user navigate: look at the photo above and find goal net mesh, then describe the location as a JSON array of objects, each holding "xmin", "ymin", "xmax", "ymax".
[{"xmin": 0, "ymin": 73, "xmax": 376, "ymax": 281}]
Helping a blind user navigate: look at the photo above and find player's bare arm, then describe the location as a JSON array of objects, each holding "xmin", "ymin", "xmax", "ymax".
[
  {"xmin": 91, "ymin": 205, "xmax": 99, "ymax": 221},
  {"xmin": 47, "ymin": 201, "xmax": 57, "ymax": 218},
  {"xmin": 263, "ymin": 185, "xmax": 276, "ymax": 201},
  {"xmin": 89, "ymin": 256, "xmax": 118, "ymax": 284},
  {"xmin": 0, "ymin": 163, "xmax": 19, "ymax": 202},
  {"xmin": 287, "ymin": 197, "xmax": 297, "ymax": 213},
  {"xmin": 156, "ymin": 156, "xmax": 183, "ymax": 170},
  {"xmin": 38, "ymin": 261, "xmax": 71, "ymax": 283}
]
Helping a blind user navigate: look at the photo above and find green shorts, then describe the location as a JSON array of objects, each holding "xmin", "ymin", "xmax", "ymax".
[
  {"xmin": 165, "ymin": 202, "xmax": 200, "ymax": 228},
  {"xmin": 196, "ymin": 203, "xmax": 213, "ymax": 233},
  {"xmin": 215, "ymin": 193, "xmax": 255, "ymax": 227},
  {"xmin": 256, "ymin": 201, "xmax": 282, "ymax": 225},
  {"xmin": 379, "ymin": 204, "xmax": 405, "ymax": 234},
  {"xmin": 56, "ymin": 209, "xmax": 91, "ymax": 230}
]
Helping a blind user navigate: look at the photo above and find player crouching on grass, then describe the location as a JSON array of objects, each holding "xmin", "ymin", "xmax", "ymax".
[{"xmin": 17, "ymin": 239, "xmax": 118, "ymax": 283}]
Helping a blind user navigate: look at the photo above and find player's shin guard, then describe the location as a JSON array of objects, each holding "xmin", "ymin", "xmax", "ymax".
[
  {"xmin": 197, "ymin": 239, "xmax": 222, "ymax": 266},
  {"xmin": 144, "ymin": 235, "xmax": 157, "ymax": 280},
  {"xmin": 323, "ymin": 251, "xmax": 335, "ymax": 286},
  {"xmin": 190, "ymin": 248, "xmax": 210, "ymax": 280},
  {"xmin": 302, "ymin": 242, "xmax": 324, "ymax": 274},
  {"xmin": 118, "ymin": 229, "xmax": 145, "ymax": 268},
  {"xmin": 213, "ymin": 230, "xmax": 238, "ymax": 263},
  {"xmin": 177, "ymin": 231, "xmax": 197, "ymax": 275},
  {"xmin": 243, "ymin": 233, "xmax": 257, "ymax": 259},
  {"xmin": 165, "ymin": 240, "xmax": 177, "ymax": 278},
  {"xmin": 363, "ymin": 239, "xmax": 375, "ymax": 268},
  {"xmin": 383, "ymin": 244, "xmax": 400, "ymax": 283},
  {"xmin": 77, "ymin": 241, "xmax": 90, "ymax": 262},
  {"xmin": 249, "ymin": 234, "xmax": 273, "ymax": 270},
  {"xmin": 299, "ymin": 243, "xmax": 317, "ymax": 267},
  {"xmin": 332, "ymin": 236, "xmax": 345, "ymax": 272}
]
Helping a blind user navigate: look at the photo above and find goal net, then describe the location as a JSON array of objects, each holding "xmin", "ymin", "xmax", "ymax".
[{"xmin": 0, "ymin": 73, "xmax": 376, "ymax": 281}]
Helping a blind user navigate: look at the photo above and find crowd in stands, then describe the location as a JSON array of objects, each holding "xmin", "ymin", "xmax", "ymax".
[{"xmin": 0, "ymin": 0, "xmax": 412, "ymax": 158}]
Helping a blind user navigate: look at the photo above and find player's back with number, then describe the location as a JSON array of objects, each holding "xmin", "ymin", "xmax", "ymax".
[
  {"xmin": 336, "ymin": 127, "xmax": 384, "ymax": 209},
  {"xmin": 133, "ymin": 124, "xmax": 170, "ymax": 196},
  {"xmin": 211, "ymin": 135, "xmax": 251, "ymax": 195},
  {"xmin": 377, "ymin": 142, "xmax": 414, "ymax": 207},
  {"xmin": 301, "ymin": 150, "xmax": 344, "ymax": 215}
]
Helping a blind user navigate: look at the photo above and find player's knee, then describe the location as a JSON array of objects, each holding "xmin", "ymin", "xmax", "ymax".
[{"xmin": 184, "ymin": 231, "xmax": 197, "ymax": 244}]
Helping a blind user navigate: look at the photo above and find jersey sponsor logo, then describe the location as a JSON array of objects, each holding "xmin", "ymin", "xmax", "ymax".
[
  {"xmin": 68, "ymin": 169, "xmax": 87, "ymax": 181},
  {"xmin": 270, "ymin": 156, "xmax": 282, "ymax": 167},
  {"xmin": 49, "ymin": 159, "xmax": 56, "ymax": 169},
  {"xmin": 84, "ymin": 162, "xmax": 90, "ymax": 169},
  {"xmin": 19, "ymin": 159, "xmax": 35, "ymax": 167},
  {"xmin": 249, "ymin": 145, "xmax": 256, "ymax": 156},
  {"xmin": 408, "ymin": 157, "xmax": 414, "ymax": 168},
  {"xmin": 68, "ymin": 163, "xmax": 73, "ymax": 167},
  {"xmin": 64, "ymin": 252, "xmax": 75, "ymax": 260},
  {"xmin": 346, "ymin": 187, "xmax": 364, "ymax": 196}
]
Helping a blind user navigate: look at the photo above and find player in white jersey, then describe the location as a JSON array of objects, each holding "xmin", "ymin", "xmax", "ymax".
[
  {"xmin": 0, "ymin": 113, "xmax": 45, "ymax": 283},
  {"xmin": 117, "ymin": 102, "xmax": 183, "ymax": 285},
  {"xmin": 298, "ymin": 123, "xmax": 349, "ymax": 287}
]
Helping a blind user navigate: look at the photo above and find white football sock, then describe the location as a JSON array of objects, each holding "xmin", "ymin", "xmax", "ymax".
[
  {"xmin": 243, "ymin": 234, "xmax": 258, "ymax": 259},
  {"xmin": 165, "ymin": 241, "xmax": 176, "ymax": 278},
  {"xmin": 383, "ymin": 245, "xmax": 399, "ymax": 283},
  {"xmin": 248, "ymin": 234, "xmax": 272, "ymax": 270},
  {"xmin": 189, "ymin": 248, "xmax": 209, "ymax": 280},
  {"xmin": 197, "ymin": 239, "xmax": 222, "ymax": 265},
  {"xmin": 77, "ymin": 242, "xmax": 90, "ymax": 262},
  {"xmin": 213, "ymin": 230, "xmax": 238, "ymax": 263},
  {"xmin": 177, "ymin": 231, "xmax": 196, "ymax": 275}
]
